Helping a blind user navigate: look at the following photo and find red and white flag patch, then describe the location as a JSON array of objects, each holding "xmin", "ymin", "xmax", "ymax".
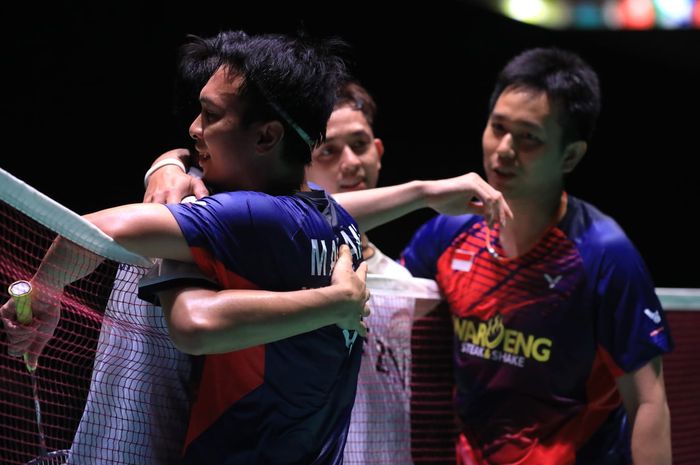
[{"xmin": 452, "ymin": 249, "xmax": 475, "ymax": 272}]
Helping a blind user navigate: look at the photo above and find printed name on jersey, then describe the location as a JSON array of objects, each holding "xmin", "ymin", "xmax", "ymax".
[
  {"xmin": 310, "ymin": 224, "xmax": 361, "ymax": 276},
  {"xmin": 453, "ymin": 314, "xmax": 552, "ymax": 368}
]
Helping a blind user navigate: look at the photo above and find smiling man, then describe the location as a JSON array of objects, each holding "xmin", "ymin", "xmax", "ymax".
[{"xmin": 401, "ymin": 47, "xmax": 673, "ymax": 465}]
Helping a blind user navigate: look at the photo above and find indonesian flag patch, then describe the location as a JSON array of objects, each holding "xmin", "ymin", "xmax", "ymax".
[{"xmin": 451, "ymin": 249, "xmax": 475, "ymax": 272}]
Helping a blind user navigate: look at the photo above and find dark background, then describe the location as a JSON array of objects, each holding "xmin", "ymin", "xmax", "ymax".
[{"xmin": 4, "ymin": 0, "xmax": 699, "ymax": 287}]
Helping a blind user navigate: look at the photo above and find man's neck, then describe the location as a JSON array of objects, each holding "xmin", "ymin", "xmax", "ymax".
[{"xmin": 499, "ymin": 190, "xmax": 567, "ymax": 258}]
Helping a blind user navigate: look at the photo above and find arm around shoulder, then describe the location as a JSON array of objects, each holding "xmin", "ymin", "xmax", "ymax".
[
  {"xmin": 157, "ymin": 245, "xmax": 370, "ymax": 354},
  {"xmin": 85, "ymin": 203, "xmax": 192, "ymax": 262},
  {"xmin": 333, "ymin": 172, "xmax": 512, "ymax": 232},
  {"xmin": 143, "ymin": 148, "xmax": 209, "ymax": 203}
]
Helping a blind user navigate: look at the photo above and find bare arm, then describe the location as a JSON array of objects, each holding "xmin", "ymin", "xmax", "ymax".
[
  {"xmin": 158, "ymin": 245, "xmax": 370, "ymax": 354},
  {"xmin": 144, "ymin": 154, "xmax": 512, "ymax": 231},
  {"xmin": 617, "ymin": 357, "xmax": 672, "ymax": 465},
  {"xmin": 85, "ymin": 203, "xmax": 191, "ymax": 261},
  {"xmin": 143, "ymin": 148, "xmax": 209, "ymax": 204},
  {"xmin": 334, "ymin": 173, "xmax": 512, "ymax": 232},
  {"xmin": 0, "ymin": 239, "xmax": 104, "ymax": 368},
  {"xmin": 0, "ymin": 202, "xmax": 191, "ymax": 367}
]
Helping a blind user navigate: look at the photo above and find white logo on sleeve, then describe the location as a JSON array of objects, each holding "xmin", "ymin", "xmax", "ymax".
[
  {"xmin": 544, "ymin": 273, "xmax": 562, "ymax": 289},
  {"xmin": 644, "ymin": 308, "xmax": 661, "ymax": 324}
]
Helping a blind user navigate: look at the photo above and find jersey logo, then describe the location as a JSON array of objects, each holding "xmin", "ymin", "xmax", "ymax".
[
  {"xmin": 451, "ymin": 249, "xmax": 475, "ymax": 272},
  {"xmin": 544, "ymin": 273, "xmax": 562, "ymax": 289},
  {"xmin": 644, "ymin": 308, "xmax": 661, "ymax": 324},
  {"xmin": 181, "ymin": 196, "xmax": 207, "ymax": 207},
  {"xmin": 343, "ymin": 329, "xmax": 358, "ymax": 353}
]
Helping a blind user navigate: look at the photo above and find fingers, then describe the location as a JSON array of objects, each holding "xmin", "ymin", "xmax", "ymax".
[
  {"xmin": 356, "ymin": 261, "xmax": 368, "ymax": 282},
  {"xmin": 193, "ymin": 178, "xmax": 210, "ymax": 200},
  {"xmin": 356, "ymin": 320, "xmax": 368, "ymax": 338},
  {"xmin": 331, "ymin": 244, "xmax": 372, "ymax": 339},
  {"xmin": 362, "ymin": 301, "xmax": 371, "ymax": 319},
  {"xmin": 331, "ymin": 245, "xmax": 352, "ymax": 282},
  {"xmin": 143, "ymin": 167, "xmax": 202, "ymax": 205},
  {"xmin": 25, "ymin": 339, "xmax": 43, "ymax": 371},
  {"xmin": 1, "ymin": 302, "xmax": 29, "ymax": 354},
  {"xmin": 2, "ymin": 297, "xmax": 58, "ymax": 369},
  {"xmin": 492, "ymin": 194, "xmax": 512, "ymax": 227},
  {"xmin": 467, "ymin": 176, "xmax": 512, "ymax": 228},
  {"xmin": 2, "ymin": 316, "xmax": 38, "ymax": 359},
  {"xmin": 8, "ymin": 324, "xmax": 51, "ymax": 370},
  {"xmin": 337, "ymin": 244, "xmax": 351, "ymax": 263}
]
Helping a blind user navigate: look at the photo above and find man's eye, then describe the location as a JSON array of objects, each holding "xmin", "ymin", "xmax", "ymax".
[
  {"xmin": 351, "ymin": 142, "xmax": 370, "ymax": 153},
  {"xmin": 521, "ymin": 133, "xmax": 543, "ymax": 144},
  {"xmin": 202, "ymin": 110, "xmax": 218, "ymax": 122},
  {"xmin": 314, "ymin": 146, "xmax": 336, "ymax": 159},
  {"xmin": 491, "ymin": 123, "xmax": 506, "ymax": 134}
]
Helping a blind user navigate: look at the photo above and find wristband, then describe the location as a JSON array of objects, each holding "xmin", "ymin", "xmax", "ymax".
[{"xmin": 144, "ymin": 159, "xmax": 187, "ymax": 188}]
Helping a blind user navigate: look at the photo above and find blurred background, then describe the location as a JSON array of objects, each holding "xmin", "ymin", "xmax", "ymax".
[{"xmin": 4, "ymin": 0, "xmax": 699, "ymax": 287}]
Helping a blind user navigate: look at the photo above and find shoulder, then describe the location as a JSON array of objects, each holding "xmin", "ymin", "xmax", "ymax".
[
  {"xmin": 564, "ymin": 196, "xmax": 637, "ymax": 256},
  {"xmin": 180, "ymin": 191, "xmax": 276, "ymax": 214},
  {"xmin": 297, "ymin": 188, "xmax": 359, "ymax": 228},
  {"xmin": 176, "ymin": 191, "xmax": 304, "ymax": 234},
  {"xmin": 411, "ymin": 213, "xmax": 481, "ymax": 248},
  {"xmin": 401, "ymin": 214, "xmax": 480, "ymax": 278},
  {"xmin": 564, "ymin": 196, "xmax": 652, "ymax": 283}
]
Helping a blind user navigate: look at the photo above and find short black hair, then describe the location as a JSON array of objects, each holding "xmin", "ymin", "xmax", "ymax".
[
  {"xmin": 488, "ymin": 47, "xmax": 601, "ymax": 145},
  {"xmin": 176, "ymin": 31, "xmax": 348, "ymax": 166},
  {"xmin": 335, "ymin": 79, "xmax": 378, "ymax": 128}
]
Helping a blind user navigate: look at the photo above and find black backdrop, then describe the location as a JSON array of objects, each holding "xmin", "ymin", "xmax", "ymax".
[{"xmin": 5, "ymin": 0, "xmax": 699, "ymax": 287}]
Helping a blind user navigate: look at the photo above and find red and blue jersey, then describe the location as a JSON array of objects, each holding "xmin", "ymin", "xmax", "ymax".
[
  {"xmin": 401, "ymin": 195, "xmax": 673, "ymax": 465},
  {"xmin": 148, "ymin": 188, "xmax": 363, "ymax": 465}
]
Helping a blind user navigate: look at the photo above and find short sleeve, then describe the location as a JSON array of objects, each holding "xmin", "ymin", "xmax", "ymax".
[
  {"xmin": 400, "ymin": 214, "xmax": 475, "ymax": 279},
  {"xmin": 592, "ymin": 230, "xmax": 674, "ymax": 373}
]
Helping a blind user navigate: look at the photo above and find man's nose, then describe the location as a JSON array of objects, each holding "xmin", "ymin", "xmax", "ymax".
[{"xmin": 496, "ymin": 133, "xmax": 515, "ymax": 160}]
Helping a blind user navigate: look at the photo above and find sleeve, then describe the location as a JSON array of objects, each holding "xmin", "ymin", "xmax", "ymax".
[
  {"xmin": 400, "ymin": 214, "xmax": 473, "ymax": 279},
  {"xmin": 137, "ymin": 258, "xmax": 219, "ymax": 305},
  {"xmin": 592, "ymin": 227, "xmax": 674, "ymax": 374},
  {"xmin": 164, "ymin": 192, "xmax": 297, "ymax": 290},
  {"xmin": 166, "ymin": 191, "xmax": 286, "ymax": 265}
]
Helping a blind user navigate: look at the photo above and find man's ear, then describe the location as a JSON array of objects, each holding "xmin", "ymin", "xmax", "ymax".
[
  {"xmin": 256, "ymin": 121, "xmax": 285, "ymax": 154},
  {"xmin": 561, "ymin": 141, "xmax": 587, "ymax": 174},
  {"xmin": 374, "ymin": 138, "xmax": 385, "ymax": 170}
]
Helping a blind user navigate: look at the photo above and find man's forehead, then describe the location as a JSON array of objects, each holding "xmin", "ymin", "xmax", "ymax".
[
  {"xmin": 201, "ymin": 66, "xmax": 245, "ymax": 101},
  {"xmin": 492, "ymin": 87, "xmax": 559, "ymax": 130},
  {"xmin": 326, "ymin": 107, "xmax": 372, "ymax": 135}
]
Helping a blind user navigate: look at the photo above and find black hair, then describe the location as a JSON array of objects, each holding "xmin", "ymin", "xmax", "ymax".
[
  {"xmin": 175, "ymin": 31, "xmax": 348, "ymax": 167},
  {"xmin": 488, "ymin": 47, "xmax": 601, "ymax": 145},
  {"xmin": 335, "ymin": 79, "xmax": 378, "ymax": 128}
]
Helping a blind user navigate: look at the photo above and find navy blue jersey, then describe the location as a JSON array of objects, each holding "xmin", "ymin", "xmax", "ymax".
[
  {"xmin": 401, "ymin": 195, "xmax": 673, "ymax": 465},
  {"xmin": 142, "ymin": 188, "xmax": 363, "ymax": 465}
]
